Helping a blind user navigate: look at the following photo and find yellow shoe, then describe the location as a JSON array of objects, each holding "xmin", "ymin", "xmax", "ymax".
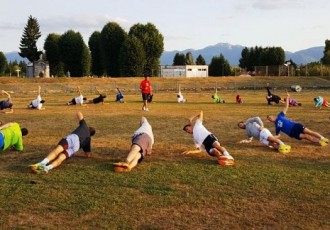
[
  {"xmin": 29, "ymin": 163, "xmax": 42, "ymax": 172},
  {"xmin": 278, "ymin": 145, "xmax": 291, "ymax": 154},
  {"xmin": 320, "ymin": 138, "xmax": 329, "ymax": 147}
]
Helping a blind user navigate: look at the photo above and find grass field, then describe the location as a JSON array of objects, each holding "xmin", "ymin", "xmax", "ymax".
[{"xmin": 0, "ymin": 77, "xmax": 329, "ymax": 229}]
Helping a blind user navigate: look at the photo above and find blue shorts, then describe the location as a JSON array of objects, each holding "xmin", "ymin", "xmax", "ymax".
[
  {"xmin": 202, "ymin": 134, "xmax": 219, "ymax": 156},
  {"xmin": 289, "ymin": 123, "xmax": 305, "ymax": 140},
  {"xmin": 0, "ymin": 132, "xmax": 4, "ymax": 149}
]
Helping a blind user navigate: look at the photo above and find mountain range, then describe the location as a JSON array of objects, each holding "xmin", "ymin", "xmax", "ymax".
[
  {"xmin": 160, "ymin": 43, "xmax": 324, "ymax": 66},
  {"xmin": 4, "ymin": 43, "xmax": 324, "ymax": 66}
]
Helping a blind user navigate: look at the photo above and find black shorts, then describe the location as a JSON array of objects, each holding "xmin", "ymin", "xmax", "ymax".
[
  {"xmin": 202, "ymin": 134, "xmax": 219, "ymax": 156},
  {"xmin": 142, "ymin": 93, "xmax": 149, "ymax": 101},
  {"xmin": 289, "ymin": 123, "xmax": 305, "ymax": 140},
  {"xmin": 92, "ymin": 97, "xmax": 104, "ymax": 104},
  {"xmin": 70, "ymin": 98, "xmax": 77, "ymax": 105}
]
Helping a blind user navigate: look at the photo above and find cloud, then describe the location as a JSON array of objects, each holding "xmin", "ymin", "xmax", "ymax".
[
  {"xmin": 251, "ymin": 0, "xmax": 303, "ymax": 10},
  {"xmin": 40, "ymin": 14, "xmax": 132, "ymax": 34}
]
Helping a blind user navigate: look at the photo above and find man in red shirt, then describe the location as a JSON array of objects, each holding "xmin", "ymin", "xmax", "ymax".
[{"xmin": 140, "ymin": 76, "xmax": 152, "ymax": 111}]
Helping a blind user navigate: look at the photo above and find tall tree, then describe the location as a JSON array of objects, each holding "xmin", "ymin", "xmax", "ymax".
[
  {"xmin": 173, "ymin": 53, "xmax": 186, "ymax": 65},
  {"xmin": 88, "ymin": 31, "xmax": 104, "ymax": 76},
  {"xmin": 19, "ymin": 15, "xmax": 42, "ymax": 62},
  {"xmin": 119, "ymin": 36, "xmax": 146, "ymax": 77},
  {"xmin": 100, "ymin": 22, "xmax": 127, "ymax": 77},
  {"xmin": 129, "ymin": 23, "xmax": 164, "ymax": 76},
  {"xmin": 209, "ymin": 54, "xmax": 231, "ymax": 76},
  {"xmin": 59, "ymin": 30, "xmax": 90, "ymax": 77},
  {"xmin": 0, "ymin": 51, "xmax": 8, "ymax": 76},
  {"xmin": 185, "ymin": 52, "xmax": 195, "ymax": 65},
  {"xmin": 321, "ymin": 39, "xmax": 330, "ymax": 65},
  {"xmin": 195, "ymin": 54, "xmax": 206, "ymax": 65},
  {"xmin": 44, "ymin": 33, "xmax": 64, "ymax": 76}
]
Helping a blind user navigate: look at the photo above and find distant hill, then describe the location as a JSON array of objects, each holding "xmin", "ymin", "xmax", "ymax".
[
  {"xmin": 5, "ymin": 43, "xmax": 324, "ymax": 66},
  {"xmin": 161, "ymin": 43, "xmax": 324, "ymax": 66},
  {"xmin": 4, "ymin": 51, "xmax": 28, "ymax": 63}
]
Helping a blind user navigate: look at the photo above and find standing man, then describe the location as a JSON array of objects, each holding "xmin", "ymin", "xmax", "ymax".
[
  {"xmin": 140, "ymin": 75, "xmax": 152, "ymax": 111},
  {"xmin": 182, "ymin": 111, "xmax": 234, "ymax": 166},
  {"xmin": 0, "ymin": 122, "xmax": 28, "ymax": 152},
  {"xmin": 238, "ymin": 116, "xmax": 291, "ymax": 154},
  {"xmin": 29, "ymin": 112, "xmax": 96, "ymax": 174},
  {"xmin": 113, "ymin": 117, "xmax": 154, "ymax": 172},
  {"xmin": 267, "ymin": 92, "xmax": 328, "ymax": 146}
]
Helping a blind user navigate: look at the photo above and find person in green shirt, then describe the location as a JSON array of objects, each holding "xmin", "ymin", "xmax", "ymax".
[
  {"xmin": 0, "ymin": 122, "xmax": 28, "ymax": 152},
  {"xmin": 211, "ymin": 91, "xmax": 225, "ymax": 103}
]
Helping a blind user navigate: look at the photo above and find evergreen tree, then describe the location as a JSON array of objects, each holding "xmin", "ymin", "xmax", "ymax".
[
  {"xmin": 119, "ymin": 36, "xmax": 146, "ymax": 77},
  {"xmin": 44, "ymin": 33, "xmax": 64, "ymax": 76},
  {"xmin": 209, "ymin": 54, "xmax": 231, "ymax": 76},
  {"xmin": 0, "ymin": 51, "xmax": 8, "ymax": 76},
  {"xmin": 59, "ymin": 30, "xmax": 90, "ymax": 77},
  {"xmin": 100, "ymin": 22, "xmax": 127, "ymax": 77},
  {"xmin": 88, "ymin": 31, "xmax": 104, "ymax": 76},
  {"xmin": 321, "ymin": 39, "xmax": 330, "ymax": 65},
  {"xmin": 185, "ymin": 52, "xmax": 195, "ymax": 65},
  {"xmin": 129, "ymin": 23, "xmax": 164, "ymax": 76},
  {"xmin": 19, "ymin": 15, "xmax": 42, "ymax": 62},
  {"xmin": 195, "ymin": 54, "xmax": 206, "ymax": 65},
  {"xmin": 173, "ymin": 53, "xmax": 186, "ymax": 65}
]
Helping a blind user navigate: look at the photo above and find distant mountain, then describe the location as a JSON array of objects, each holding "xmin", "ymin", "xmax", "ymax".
[
  {"xmin": 5, "ymin": 43, "xmax": 324, "ymax": 66},
  {"xmin": 4, "ymin": 51, "xmax": 28, "ymax": 63},
  {"xmin": 161, "ymin": 43, "xmax": 324, "ymax": 66}
]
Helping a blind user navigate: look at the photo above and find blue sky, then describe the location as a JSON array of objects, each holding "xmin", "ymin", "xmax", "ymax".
[{"xmin": 0, "ymin": 0, "xmax": 329, "ymax": 53}]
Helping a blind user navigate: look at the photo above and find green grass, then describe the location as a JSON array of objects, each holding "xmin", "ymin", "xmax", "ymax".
[{"xmin": 0, "ymin": 77, "xmax": 329, "ymax": 229}]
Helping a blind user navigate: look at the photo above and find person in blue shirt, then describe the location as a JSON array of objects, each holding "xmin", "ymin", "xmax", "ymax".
[
  {"xmin": 29, "ymin": 112, "xmax": 96, "ymax": 174},
  {"xmin": 115, "ymin": 88, "xmax": 125, "ymax": 103},
  {"xmin": 267, "ymin": 92, "xmax": 328, "ymax": 146}
]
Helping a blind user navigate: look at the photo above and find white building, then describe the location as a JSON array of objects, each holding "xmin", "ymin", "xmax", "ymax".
[{"xmin": 160, "ymin": 65, "xmax": 208, "ymax": 78}]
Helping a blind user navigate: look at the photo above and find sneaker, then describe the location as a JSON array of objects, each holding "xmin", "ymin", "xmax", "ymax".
[
  {"xmin": 218, "ymin": 155, "xmax": 235, "ymax": 166},
  {"xmin": 320, "ymin": 138, "xmax": 329, "ymax": 147},
  {"xmin": 278, "ymin": 144, "xmax": 291, "ymax": 154},
  {"xmin": 34, "ymin": 165, "xmax": 48, "ymax": 174},
  {"xmin": 29, "ymin": 163, "xmax": 43, "ymax": 172}
]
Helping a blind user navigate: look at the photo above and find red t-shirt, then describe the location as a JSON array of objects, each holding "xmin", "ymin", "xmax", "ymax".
[{"xmin": 140, "ymin": 80, "xmax": 151, "ymax": 94}]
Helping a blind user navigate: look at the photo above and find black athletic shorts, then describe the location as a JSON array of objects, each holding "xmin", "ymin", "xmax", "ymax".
[
  {"xmin": 202, "ymin": 134, "xmax": 219, "ymax": 155},
  {"xmin": 289, "ymin": 123, "xmax": 305, "ymax": 140}
]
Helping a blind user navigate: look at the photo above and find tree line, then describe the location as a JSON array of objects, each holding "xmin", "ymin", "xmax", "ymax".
[{"xmin": 1, "ymin": 15, "xmax": 330, "ymax": 77}]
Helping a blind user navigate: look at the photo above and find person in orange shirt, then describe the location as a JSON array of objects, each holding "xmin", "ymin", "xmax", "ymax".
[{"xmin": 140, "ymin": 76, "xmax": 152, "ymax": 111}]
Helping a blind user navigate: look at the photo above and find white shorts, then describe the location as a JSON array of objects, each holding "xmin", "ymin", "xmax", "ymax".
[{"xmin": 259, "ymin": 128, "xmax": 272, "ymax": 146}]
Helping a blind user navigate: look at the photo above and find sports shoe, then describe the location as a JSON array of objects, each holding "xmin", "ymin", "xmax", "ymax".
[
  {"xmin": 29, "ymin": 163, "xmax": 43, "ymax": 172},
  {"xmin": 34, "ymin": 165, "xmax": 48, "ymax": 174},
  {"xmin": 218, "ymin": 155, "xmax": 235, "ymax": 166},
  {"xmin": 278, "ymin": 144, "xmax": 291, "ymax": 154},
  {"xmin": 320, "ymin": 138, "xmax": 329, "ymax": 147}
]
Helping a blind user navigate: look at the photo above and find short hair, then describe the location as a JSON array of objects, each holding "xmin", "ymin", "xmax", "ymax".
[
  {"xmin": 182, "ymin": 124, "xmax": 191, "ymax": 131},
  {"xmin": 89, "ymin": 127, "xmax": 96, "ymax": 136},
  {"xmin": 8, "ymin": 103, "xmax": 13, "ymax": 109},
  {"xmin": 40, "ymin": 100, "xmax": 45, "ymax": 103},
  {"xmin": 83, "ymin": 97, "xmax": 87, "ymax": 101},
  {"xmin": 21, "ymin": 128, "xmax": 28, "ymax": 136},
  {"xmin": 313, "ymin": 98, "xmax": 317, "ymax": 102},
  {"xmin": 237, "ymin": 121, "xmax": 244, "ymax": 127}
]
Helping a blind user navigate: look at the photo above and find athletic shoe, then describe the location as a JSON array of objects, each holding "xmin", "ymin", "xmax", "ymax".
[
  {"xmin": 278, "ymin": 144, "xmax": 291, "ymax": 154},
  {"xmin": 320, "ymin": 138, "xmax": 329, "ymax": 147},
  {"xmin": 218, "ymin": 155, "xmax": 235, "ymax": 166},
  {"xmin": 34, "ymin": 165, "xmax": 48, "ymax": 174},
  {"xmin": 29, "ymin": 163, "xmax": 43, "ymax": 172}
]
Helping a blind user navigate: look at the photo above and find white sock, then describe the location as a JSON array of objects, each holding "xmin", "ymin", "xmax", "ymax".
[
  {"xmin": 45, "ymin": 165, "xmax": 53, "ymax": 171},
  {"xmin": 41, "ymin": 158, "xmax": 49, "ymax": 165},
  {"xmin": 223, "ymin": 151, "xmax": 230, "ymax": 157}
]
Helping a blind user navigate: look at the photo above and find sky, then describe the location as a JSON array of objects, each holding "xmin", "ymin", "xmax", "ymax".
[{"xmin": 0, "ymin": 0, "xmax": 329, "ymax": 53}]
